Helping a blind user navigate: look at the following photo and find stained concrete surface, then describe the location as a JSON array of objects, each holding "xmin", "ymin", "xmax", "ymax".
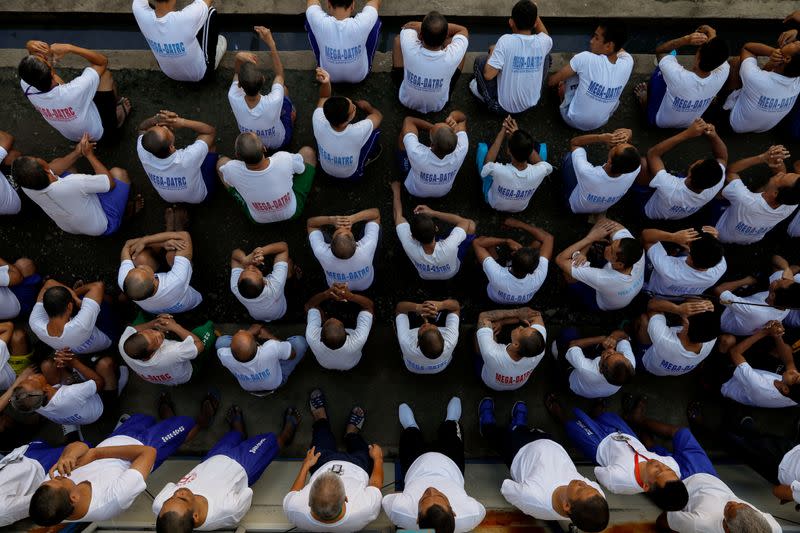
[{"xmin": 1, "ymin": 63, "xmax": 799, "ymax": 463}]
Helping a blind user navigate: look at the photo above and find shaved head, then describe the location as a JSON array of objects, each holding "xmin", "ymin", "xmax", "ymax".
[
  {"xmin": 141, "ymin": 127, "xmax": 172, "ymax": 159},
  {"xmin": 431, "ymin": 126, "xmax": 457, "ymax": 157},
  {"xmin": 123, "ymin": 268, "xmax": 156, "ymax": 301},
  {"xmin": 231, "ymin": 331, "xmax": 258, "ymax": 362},
  {"xmin": 321, "ymin": 318, "xmax": 346, "ymax": 349},
  {"xmin": 331, "ymin": 232, "xmax": 356, "ymax": 259},
  {"xmin": 235, "ymin": 132, "xmax": 265, "ymax": 165}
]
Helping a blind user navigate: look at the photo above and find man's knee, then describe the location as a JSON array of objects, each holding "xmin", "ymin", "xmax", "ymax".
[
  {"xmin": 98, "ymin": 68, "xmax": 115, "ymax": 90},
  {"xmin": 110, "ymin": 167, "xmax": 130, "ymax": 184},
  {"xmin": 393, "ymin": 35, "xmax": 403, "ymax": 66},
  {"xmin": 718, "ymin": 334, "xmax": 736, "ymax": 353},
  {"xmin": 10, "ymin": 328, "xmax": 29, "ymax": 354},
  {"xmin": 95, "ymin": 356, "xmax": 118, "ymax": 378},
  {"xmin": 299, "ymin": 146, "xmax": 317, "ymax": 167},
  {"xmin": 13, "ymin": 257, "xmax": 36, "ymax": 277}
]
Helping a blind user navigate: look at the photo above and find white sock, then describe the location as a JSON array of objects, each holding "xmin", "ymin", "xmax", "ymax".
[
  {"xmin": 446, "ymin": 397, "xmax": 462, "ymax": 421},
  {"xmin": 399, "ymin": 403, "xmax": 418, "ymax": 429}
]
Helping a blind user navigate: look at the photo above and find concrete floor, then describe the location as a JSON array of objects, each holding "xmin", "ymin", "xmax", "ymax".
[{"xmin": 1, "ymin": 63, "xmax": 800, "ymax": 462}]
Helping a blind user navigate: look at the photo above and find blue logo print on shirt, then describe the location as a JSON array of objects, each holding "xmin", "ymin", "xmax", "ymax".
[
  {"xmin": 149, "ymin": 174, "xmax": 187, "ymax": 190},
  {"xmin": 671, "ymin": 96, "xmax": 712, "ymax": 113},
  {"xmin": 240, "ymin": 125, "xmax": 277, "ymax": 140},
  {"xmin": 511, "ymin": 55, "xmax": 542, "ymax": 73},
  {"xmin": 325, "ymin": 266, "xmax": 371, "ymax": 283},
  {"xmin": 419, "ymin": 170, "xmax": 457, "ymax": 185},
  {"xmin": 146, "ymin": 38, "xmax": 187, "ymax": 57},
  {"xmin": 325, "ymin": 45, "xmax": 362, "ymax": 64},
  {"xmin": 405, "ymin": 71, "xmax": 444, "ymax": 92},
  {"xmin": 757, "ymin": 94, "xmax": 797, "ymax": 112},
  {"xmin": 497, "ymin": 186, "xmax": 534, "ymax": 200},
  {"xmin": 319, "ymin": 146, "xmax": 354, "ymax": 167},
  {"xmin": 586, "ymin": 81, "xmax": 623, "ymax": 103}
]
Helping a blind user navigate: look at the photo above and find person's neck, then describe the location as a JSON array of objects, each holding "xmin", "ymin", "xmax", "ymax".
[
  {"xmin": 602, "ymin": 162, "xmax": 617, "ymax": 177},
  {"xmin": 613, "ymin": 264, "xmax": 633, "ymax": 275},
  {"xmin": 69, "ymin": 482, "xmax": 92, "ymax": 520},
  {"xmin": 691, "ymin": 65, "xmax": 711, "ymax": 78},
  {"xmin": 333, "ymin": 122, "xmax": 349, "ymax": 133},
  {"xmin": 762, "ymin": 190, "xmax": 781, "ymax": 209},
  {"xmin": 330, "ymin": 7, "xmax": 351, "ymax": 20},
  {"xmin": 244, "ymin": 93, "xmax": 262, "ymax": 108},
  {"xmin": 677, "ymin": 331, "xmax": 702, "ymax": 354},
  {"xmin": 511, "ymin": 159, "xmax": 528, "ymax": 171},
  {"xmin": 515, "ymin": 29, "xmax": 533, "ymax": 36},
  {"xmin": 550, "ymin": 486, "xmax": 571, "ymax": 519},
  {"xmin": 154, "ymin": 1, "xmax": 177, "ymax": 17},
  {"xmin": 422, "ymin": 43, "xmax": 444, "ymax": 52},
  {"xmin": 685, "ymin": 256, "xmax": 706, "ymax": 272},
  {"xmin": 422, "ymin": 241, "xmax": 436, "ymax": 254},
  {"xmin": 506, "ymin": 346, "xmax": 522, "ymax": 361},
  {"xmin": 314, "ymin": 502, "xmax": 346, "ymax": 523},
  {"xmin": 247, "ymin": 157, "xmax": 270, "ymax": 171},
  {"xmin": 193, "ymin": 494, "xmax": 209, "ymax": 527},
  {"xmin": 604, "ymin": 51, "xmax": 618, "ymax": 63},
  {"xmin": 46, "ymin": 315, "xmax": 68, "ymax": 337}
]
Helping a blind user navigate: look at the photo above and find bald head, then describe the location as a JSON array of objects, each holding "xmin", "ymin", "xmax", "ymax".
[
  {"xmin": 419, "ymin": 328, "xmax": 444, "ymax": 358},
  {"xmin": 123, "ymin": 268, "xmax": 156, "ymax": 301},
  {"xmin": 231, "ymin": 331, "xmax": 258, "ymax": 362},
  {"xmin": 321, "ymin": 318, "xmax": 346, "ymax": 349},
  {"xmin": 235, "ymin": 132, "xmax": 265, "ymax": 165},
  {"xmin": 331, "ymin": 232, "xmax": 356, "ymax": 259},
  {"xmin": 141, "ymin": 127, "xmax": 172, "ymax": 159},
  {"xmin": 431, "ymin": 126, "xmax": 457, "ymax": 157}
]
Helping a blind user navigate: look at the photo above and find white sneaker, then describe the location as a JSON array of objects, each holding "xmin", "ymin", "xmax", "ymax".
[
  {"xmin": 551, "ymin": 340, "xmax": 560, "ymax": 360},
  {"xmin": 398, "ymin": 403, "xmax": 418, "ymax": 429},
  {"xmin": 214, "ymin": 35, "xmax": 227, "ymax": 70},
  {"xmin": 469, "ymin": 78, "xmax": 484, "ymax": 102},
  {"xmin": 446, "ymin": 397, "xmax": 462, "ymax": 421}
]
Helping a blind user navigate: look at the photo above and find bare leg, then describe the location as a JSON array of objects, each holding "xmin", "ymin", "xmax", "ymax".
[
  {"xmin": 298, "ymin": 146, "xmax": 317, "ymax": 168},
  {"xmin": 392, "ymin": 35, "xmax": 403, "ymax": 68},
  {"xmin": 634, "ymin": 82, "xmax": 648, "ymax": 111},
  {"xmin": 9, "ymin": 328, "xmax": 29, "ymax": 355},
  {"xmin": 277, "ymin": 407, "xmax": 301, "ymax": 448},
  {"xmin": 132, "ymin": 248, "xmax": 159, "ymax": 271},
  {"xmin": 40, "ymin": 358, "xmax": 67, "ymax": 385},
  {"xmin": 634, "ymin": 313, "xmax": 652, "ymax": 345},
  {"xmin": 13, "ymin": 257, "xmax": 36, "ymax": 278},
  {"xmin": 94, "ymin": 356, "xmax": 118, "ymax": 392},
  {"xmin": 725, "ymin": 57, "xmax": 742, "ymax": 92}
]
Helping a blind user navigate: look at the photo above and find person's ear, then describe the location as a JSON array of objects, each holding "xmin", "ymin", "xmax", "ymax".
[
  {"xmin": 193, "ymin": 510, "xmax": 202, "ymax": 527},
  {"xmin": 345, "ymin": 496, "xmax": 349, "ymax": 503},
  {"xmin": 508, "ymin": 18, "xmax": 515, "ymax": 31},
  {"xmin": 69, "ymin": 489, "xmax": 81, "ymax": 504},
  {"xmin": 563, "ymin": 499, "xmax": 571, "ymax": 513}
]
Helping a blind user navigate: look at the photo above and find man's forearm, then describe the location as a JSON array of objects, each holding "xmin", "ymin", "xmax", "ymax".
[
  {"xmin": 570, "ymin": 133, "xmax": 607, "ymax": 149},
  {"xmin": 260, "ymin": 242, "xmax": 289, "ymax": 256},
  {"xmin": 728, "ymin": 154, "xmax": 766, "ymax": 175},
  {"xmin": 647, "ymin": 299, "xmax": 681, "ymax": 315},
  {"xmin": 354, "ymin": 208, "xmax": 380, "ymax": 224},
  {"xmin": 172, "ymin": 324, "xmax": 200, "ymax": 344},
  {"xmin": 656, "ymin": 35, "xmax": 690, "ymax": 55},
  {"xmin": 706, "ymin": 134, "xmax": 728, "ymax": 163},
  {"xmin": 568, "ymin": 336, "xmax": 608, "ymax": 349},
  {"xmin": 180, "ymin": 119, "xmax": 215, "ymax": 135},
  {"xmin": 485, "ymin": 130, "xmax": 505, "ymax": 164},
  {"xmin": 395, "ymin": 301, "xmax": 420, "ymax": 315},
  {"xmin": 86, "ymin": 154, "xmax": 111, "ymax": 178},
  {"xmin": 743, "ymin": 42, "xmax": 776, "ymax": 57},
  {"xmin": 369, "ymin": 459, "xmax": 384, "ymax": 488},
  {"xmin": 478, "ymin": 309, "xmax": 522, "ymax": 326},
  {"xmin": 306, "ymin": 291, "xmax": 332, "ymax": 310},
  {"xmin": 348, "ymin": 293, "xmax": 374, "ymax": 313},
  {"xmin": 68, "ymin": 44, "xmax": 108, "ymax": 68},
  {"xmin": 430, "ymin": 210, "xmax": 465, "ymax": 227},
  {"xmin": 87, "ymin": 445, "xmax": 153, "ymax": 463},
  {"xmin": 290, "ymin": 465, "xmax": 311, "ymax": 491},
  {"xmin": 648, "ymin": 131, "xmax": 688, "ymax": 159},
  {"xmin": 307, "ymin": 216, "xmax": 336, "ymax": 231}
]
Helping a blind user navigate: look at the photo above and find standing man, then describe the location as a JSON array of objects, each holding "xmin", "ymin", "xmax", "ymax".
[
  {"xmin": 230, "ymin": 243, "xmax": 292, "ymax": 322},
  {"xmin": 470, "ymin": 0, "xmax": 552, "ymax": 115},
  {"xmin": 216, "ymin": 325, "xmax": 307, "ymax": 396},
  {"xmin": 132, "ymin": 0, "xmax": 226, "ymax": 82},
  {"xmin": 228, "ymin": 28, "xmax": 294, "ymax": 152},
  {"xmin": 396, "ymin": 299, "xmax": 461, "ymax": 374},
  {"xmin": 13, "ymin": 136, "xmax": 134, "ymax": 236},
  {"xmin": 307, "ymin": 208, "xmax": 380, "ymax": 291},
  {"xmin": 393, "ymin": 12, "xmax": 469, "ymax": 113},
  {"xmin": 476, "ymin": 307, "xmax": 546, "ymax": 391},
  {"xmin": 548, "ymin": 21, "xmax": 632, "ymax": 130},
  {"xmin": 313, "ymin": 68, "xmax": 382, "ymax": 180},
  {"xmin": 218, "ymin": 132, "xmax": 317, "ymax": 223},
  {"xmin": 561, "ymin": 129, "xmax": 641, "ymax": 215},
  {"xmin": 19, "ymin": 40, "xmax": 130, "ymax": 142},
  {"xmin": 283, "ymin": 389, "xmax": 383, "ymax": 532},
  {"xmin": 305, "ymin": 0, "xmax": 382, "ymax": 83},
  {"xmin": 478, "ymin": 399, "xmax": 609, "ymax": 532},
  {"xmin": 398, "ymin": 112, "xmax": 468, "ymax": 198},
  {"xmin": 472, "ymin": 217, "xmax": 553, "ymax": 305},
  {"xmin": 305, "ymin": 285, "xmax": 374, "ymax": 371},
  {"xmin": 392, "ymin": 182, "xmax": 476, "ymax": 280},
  {"xmin": 154, "ymin": 406, "xmax": 299, "ymax": 531},
  {"xmin": 639, "ymin": 119, "xmax": 727, "ymax": 220},
  {"xmin": 383, "ymin": 397, "xmax": 486, "ymax": 533},
  {"xmin": 118, "ymin": 226, "xmax": 203, "ymax": 315},
  {"xmin": 137, "ymin": 110, "xmax": 218, "ymax": 204},
  {"xmin": 636, "ymin": 25, "xmax": 729, "ymax": 129}
]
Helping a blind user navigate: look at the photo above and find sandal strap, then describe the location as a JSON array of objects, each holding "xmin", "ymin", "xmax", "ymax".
[
  {"xmin": 348, "ymin": 408, "xmax": 365, "ymax": 429},
  {"xmin": 309, "ymin": 390, "xmax": 326, "ymax": 410}
]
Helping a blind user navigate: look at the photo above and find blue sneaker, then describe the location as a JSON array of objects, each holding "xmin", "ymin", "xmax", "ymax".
[
  {"xmin": 537, "ymin": 142, "xmax": 547, "ymax": 162},
  {"xmin": 511, "ymin": 401, "xmax": 528, "ymax": 430},
  {"xmin": 478, "ymin": 397, "xmax": 495, "ymax": 436}
]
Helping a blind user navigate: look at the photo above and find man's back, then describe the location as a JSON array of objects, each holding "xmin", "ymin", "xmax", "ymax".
[
  {"xmin": 22, "ymin": 173, "xmax": 110, "ymax": 236},
  {"xmin": 117, "ymin": 256, "xmax": 202, "ymax": 314},
  {"xmin": 306, "ymin": 4, "xmax": 380, "ymax": 83},
  {"xmin": 563, "ymin": 51, "xmax": 633, "ymax": 130},
  {"xmin": 137, "ymin": 136, "xmax": 209, "ymax": 204},
  {"xmin": 29, "ymin": 299, "xmax": 111, "ymax": 354},
  {"xmin": 399, "ymin": 29, "xmax": 468, "ymax": 113},
  {"xmin": 491, "ymin": 33, "xmax": 553, "ymax": 113},
  {"xmin": 132, "ymin": 0, "xmax": 209, "ymax": 82},
  {"xmin": 228, "ymin": 82, "xmax": 287, "ymax": 149},
  {"xmin": 118, "ymin": 326, "xmax": 197, "ymax": 385},
  {"xmin": 220, "ymin": 153, "xmax": 303, "ymax": 223},
  {"xmin": 655, "ymin": 55, "xmax": 729, "ymax": 128},
  {"xmin": 403, "ymin": 131, "xmax": 469, "ymax": 198},
  {"xmin": 728, "ymin": 57, "xmax": 800, "ymax": 133}
]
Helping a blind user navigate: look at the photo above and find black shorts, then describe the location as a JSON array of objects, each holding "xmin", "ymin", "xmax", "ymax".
[{"xmin": 93, "ymin": 90, "xmax": 118, "ymax": 143}]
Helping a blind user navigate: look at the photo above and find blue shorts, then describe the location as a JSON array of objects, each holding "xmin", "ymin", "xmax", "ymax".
[
  {"xmin": 23, "ymin": 441, "xmax": 65, "ymax": 473},
  {"xmin": 9, "ymin": 273, "xmax": 42, "ymax": 317},
  {"xmin": 110, "ymin": 413, "xmax": 196, "ymax": 470},
  {"xmin": 200, "ymin": 152, "xmax": 220, "ymax": 202},
  {"xmin": 564, "ymin": 409, "xmax": 637, "ymax": 463},
  {"xmin": 647, "ymin": 66, "xmax": 669, "ymax": 127},
  {"xmin": 396, "ymin": 149, "xmax": 411, "ymax": 175},
  {"xmin": 205, "ymin": 430, "xmax": 279, "ymax": 486},
  {"xmin": 567, "ymin": 281, "xmax": 601, "ymax": 312},
  {"xmin": 457, "ymin": 233, "xmax": 477, "ymax": 261},
  {"xmin": 98, "ymin": 179, "xmax": 130, "ymax": 236},
  {"xmin": 277, "ymin": 97, "xmax": 295, "ymax": 151},
  {"xmin": 652, "ymin": 427, "xmax": 717, "ymax": 479},
  {"xmin": 351, "ymin": 129, "xmax": 381, "ymax": 180}
]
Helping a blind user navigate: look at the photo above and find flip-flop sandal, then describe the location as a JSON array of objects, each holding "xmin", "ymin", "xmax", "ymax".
[
  {"xmin": 226, "ymin": 405, "xmax": 247, "ymax": 434},
  {"xmin": 284, "ymin": 406, "xmax": 301, "ymax": 430},
  {"xmin": 309, "ymin": 388, "xmax": 327, "ymax": 412},
  {"xmin": 116, "ymin": 97, "xmax": 132, "ymax": 128},
  {"xmin": 202, "ymin": 388, "xmax": 221, "ymax": 424},
  {"xmin": 348, "ymin": 406, "xmax": 366, "ymax": 431},
  {"xmin": 157, "ymin": 392, "xmax": 176, "ymax": 416},
  {"xmin": 543, "ymin": 392, "xmax": 562, "ymax": 419}
]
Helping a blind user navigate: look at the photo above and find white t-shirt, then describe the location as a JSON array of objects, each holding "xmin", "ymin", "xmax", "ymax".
[
  {"xmin": 217, "ymin": 339, "xmax": 292, "ymax": 392},
  {"xmin": 642, "ymin": 314, "xmax": 715, "ymax": 376},
  {"xmin": 0, "ymin": 340, "xmax": 16, "ymax": 390},
  {"xmin": 655, "ymin": 54, "xmax": 729, "ymax": 129},
  {"xmin": 396, "ymin": 223, "xmax": 466, "ymax": 280},
  {"xmin": 0, "ymin": 266, "xmax": 21, "ymax": 320},
  {"xmin": 568, "ymin": 148, "xmax": 638, "ymax": 214},
  {"xmin": 0, "ymin": 445, "xmax": 47, "ymax": 527},
  {"xmin": 403, "ymin": 132, "xmax": 469, "ymax": 198},
  {"xmin": 306, "ymin": 308, "xmax": 372, "ymax": 370},
  {"xmin": 230, "ymin": 264, "xmax": 288, "ymax": 322},
  {"xmin": 489, "ymin": 33, "xmax": 553, "ymax": 113},
  {"xmin": 153, "ymin": 455, "xmax": 252, "ymax": 531},
  {"xmin": 137, "ymin": 136, "xmax": 209, "ymax": 204},
  {"xmin": 283, "ymin": 460, "xmax": 382, "ymax": 532},
  {"xmin": 778, "ymin": 445, "xmax": 800, "ymax": 504},
  {"xmin": 22, "ymin": 173, "xmax": 110, "ymax": 236},
  {"xmin": 727, "ymin": 57, "xmax": 800, "ymax": 133},
  {"xmin": 789, "ymin": 210, "xmax": 800, "ymax": 237},
  {"xmin": 645, "ymin": 242, "xmax": 726, "ymax": 298},
  {"xmin": 667, "ymin": 473, "xmax": 781, "ymax": 533},
  {"xmin": 477, "ymin": 325, "xmax": 546, "ymax": 391},
  {"xmin": 645, "ymin": 167, "xmax": 725, "ymax": 220},
  {"xmin": 716, "ymin": 179, "xmax": 797, "ymax": 244},
  {"xmin": 481, "ymin": 161, "xmax": 552, "ymax": 212},
  {"xmin": 396, "ymin": 312, "xmax": 459, "ymax": 374},
  {"xmin": 721, "ymin": 362, "xmax": 797, "ymax": 408},
  {"xmin": 313, "ymin": 108, "xmax": 374, "ymax": 178},
  {"xmin": 37, "ymin": 380, "xmax": 103, "ymax": 425},
  {"xmin": 228, "ymin": 82, "xmax": 287, "ymax": 149},
  {"xmin": 309, "ymin": 221, "xmax": 379, "ymax": 291},
  {"xmin": 0, "ymin": 147, "xmax": 21, "ymax": 215},
  {"xmin": 382, "ymin": 452, "xmax": 486, "ymax": 533},
  {"xmin": 399, "ymin": 29, "xmax": 468, "ymax": 113},
  {"xmin": 562, "ymin": 51, "xmax": 633, "ymax": 130},
  {"xmin": 29, "ymin": 299, "xmax": 112, "ymax": 354},
  {"xmin": 117, "ymin": 256, "xmax": 202, "ymax": 314},
  {"xmin": 119, "ymin": 326, "xmax": 198, "ymax": 385},
  {"xmin": 567, "ymin": 341, "xmax": 635, "ymax": 398},
  {"xmin": 61, "ymin": 435, "xmax": 148, "ymax": 522},
  {"xmin": 571, "ymin": 229, "xmax": 645, "ymax": 311},
  {"xmin": 305, "ymin": 4, "xmax": 380, "ymax": 83},
  {"xmin": 21, "ymin": 67, "xmax": 103, "ymax": 142},
  {"xmin": 501, "ymin": 439, "xmax": 604, "ymax": 521},
  {"xmin": 720, "ymin": 272, "xmax": 788, "ymax": 336},
  {"xmin": 594, "ymin": 433, "xmax": 681, "ymax": 495},
  {"xmin": 483, "ymin": 257, "xmax": 548, "ymax": 305},
  {"xmin": 219, "ymin": 152, "xmax": 304, "ymax": 223},
  {"xmin": 132, "ymin": 0, "xmax": 209, "ymax": 82}
]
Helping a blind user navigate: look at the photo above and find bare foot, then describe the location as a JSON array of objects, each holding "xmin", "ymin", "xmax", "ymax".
[
  {"xmin": 292, "ymin": 264, "xmax": 303, "ymax": 280},
  {"xmin": 125, "ymin": 194, "xmax": 144, "ymax": 219},
  {"xmin": 173, "ymin": 205, "xmax": 189, "ymax": 231},
  {"xmin": 73, "ymin": 279, "xmax": 85, "ymax": 290},
  {"xmin": 226, "ymin": 405, "xmax": 247, "ymax": 437},
  {"xmin": 116, "ymin": 97, "xmax": 132, "ymax": 128},
  {"xmin": 278, "ymin": 406, "xmax": 301, "ymax": 448},
  {"xmin": 627, "ymin": 395, "xmax": 648, "ymax": 425},
  {"xmin": 158, "ymin": 392, "xmax": 176, "ymax": 420},
  {"xmin": 544, "ymin": 392, "xmax": 565, "ymax": 423},
  {"xmin": 589, "ymin": 398, "xmax": 608, "ymax": 419},
  {"xmin": 197, "ymin": 390, "xmax": 220, "ymax": 429},
  {"xmin": 165, "ymin": 206, "xmax": 175, "ymax": 232},
  {"xmin": 634, "ymin": 82, "xmax": 648, "ymax": 110}
]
